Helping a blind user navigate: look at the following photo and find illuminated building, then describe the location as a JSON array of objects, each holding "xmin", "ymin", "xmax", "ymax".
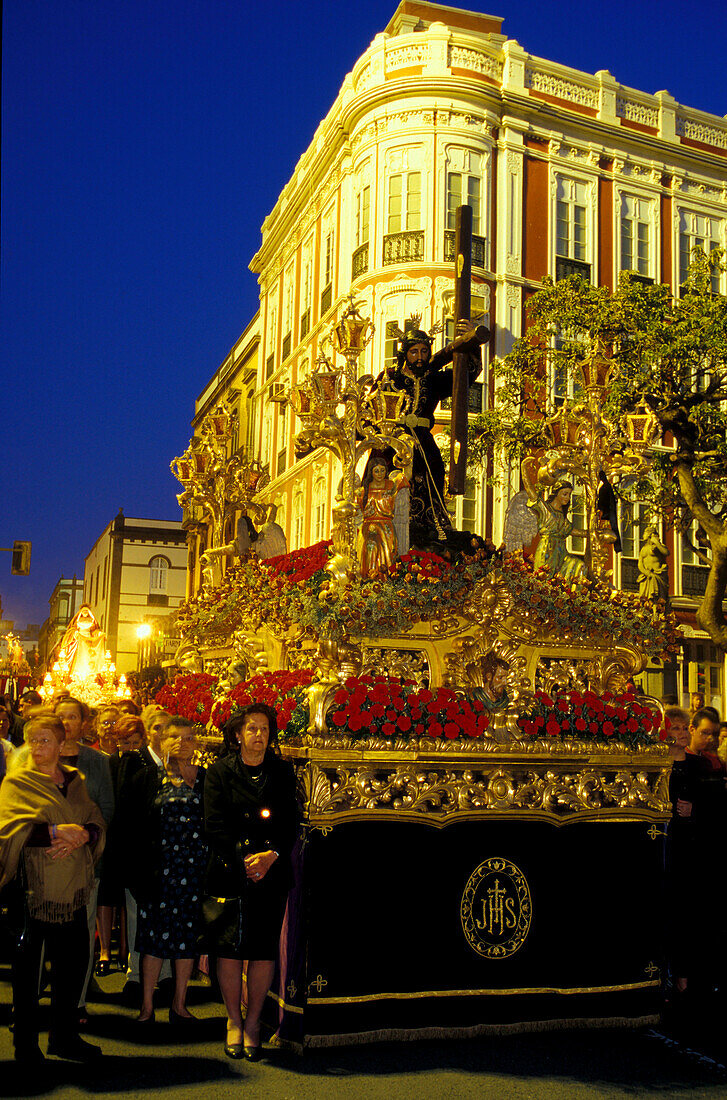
[{"xmin": 183, "ymin": 1, "xmax": 727, "ymax": 706}]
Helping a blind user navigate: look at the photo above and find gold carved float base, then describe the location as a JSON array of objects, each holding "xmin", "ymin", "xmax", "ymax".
[{"xmin": 283, "ymin": 743, "xmax": 671, "ymax": 830}]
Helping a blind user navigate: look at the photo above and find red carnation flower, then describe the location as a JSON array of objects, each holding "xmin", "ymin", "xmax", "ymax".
[
  {"xmin": 575, "ymin": 717, "xmax": 586, "ymax": 731},
  {"xmin": 382, "ymin": 722, "xmax": 396, "ymax": 737},
  {"xmin": 603, "ymin": 721, "xmax": 615, "ymax": 736},
  {"xmin": 428, "ymin": 721, "xmax": 443, "ymax": 738},
  {"xmin": 546, "ymin": 719, "xmax": 560, "ymax": 736},
  {"xmin": 370, "ymin": 704, "xmax": 385, "ymax": 718},
  {"xmin": 397, "ymin": 715, "xmax": 411, "ymax": 732}
]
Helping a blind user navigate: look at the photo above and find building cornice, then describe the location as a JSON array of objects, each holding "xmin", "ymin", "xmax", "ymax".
[{"xmin": 250, "ymin": 22, "xmax": 727, "ymax": 281}]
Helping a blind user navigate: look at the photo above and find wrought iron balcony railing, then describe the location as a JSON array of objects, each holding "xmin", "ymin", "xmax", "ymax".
[
  {"xmin": 620, "ymin": 557, "xmax": 640, "ymax": 592},
  {"xmin": 444, "ymin": 230, "xmax": 486, "ymax": 270},
  {"xmin": 352, "ymin": 243, "xmax": 369, "ymax": 279},
  {"xmin": 556, "ymin": 256, "xmax": 592, "ymax": 283},
  {"xmin": 682, "ymin": 564, "xmax": 709, "ymax": 598},
  {"xmin": 383, "ymin": 230, "xmax": 425, "ymax": 266}
]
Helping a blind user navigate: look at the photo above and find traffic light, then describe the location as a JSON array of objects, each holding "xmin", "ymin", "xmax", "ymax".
[{"xmin": 11, "ymin": 541, "xmax": 31, "ymax": 576}]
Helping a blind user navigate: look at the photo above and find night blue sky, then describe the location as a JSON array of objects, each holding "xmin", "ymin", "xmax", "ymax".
[{"xmin": 2, "ymin": 0, "xmax": 725, "ymax": 628}]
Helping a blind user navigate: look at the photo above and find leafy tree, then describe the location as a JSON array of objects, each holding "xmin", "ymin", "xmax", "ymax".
[{"xmin": 471, "ymin": 249, "xmax": 727, "ymax": 647}]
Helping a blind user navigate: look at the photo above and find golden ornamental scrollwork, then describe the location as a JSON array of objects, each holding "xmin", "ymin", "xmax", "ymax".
[
  {"xmin": 535, "ymin": 657, "xmax": 589, "ymax": 696},
  {"xmin": 361, "ymin": 647, "xmax": 429, "ymax": 685},
  {"xmin": 295, "ymin": 757, "xmax": 671, "ymax": 823},
  {"xmin": 587, "ymin": 644, "xmax": 647, "ymax": 694}
]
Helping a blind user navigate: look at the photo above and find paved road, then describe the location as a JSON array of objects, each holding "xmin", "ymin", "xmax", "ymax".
[{"xmin": 0, "ymin": 965, "xmax": 725, "ymax": 1100}]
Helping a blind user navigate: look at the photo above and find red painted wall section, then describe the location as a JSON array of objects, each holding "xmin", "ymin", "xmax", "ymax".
[
  {"xmin": 523, "ymin": 154, "xmax": 548, "ymax": 283},
  {"xmin": 599, "ymin": 176, "xmax": 613, "ymax": 290}
]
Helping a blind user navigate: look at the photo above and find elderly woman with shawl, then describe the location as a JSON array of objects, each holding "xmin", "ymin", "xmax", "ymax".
[{"xmin": 0, "ymin": 714, "xmax": 105, "ymax": 1064}]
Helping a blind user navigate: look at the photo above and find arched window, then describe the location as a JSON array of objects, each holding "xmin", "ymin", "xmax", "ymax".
[
  {"xmin": 149, "ymin": 556, "xmax": 168, "ymax": 594},
  {"xmin": 292, "ymin": 492, "xmax": 305, "ymax": 550},
  {"xmin": 313, "ymin": 479, "xmax": 327, "ymax": 542}
]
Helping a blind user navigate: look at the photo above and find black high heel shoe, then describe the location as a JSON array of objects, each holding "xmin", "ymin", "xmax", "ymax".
[
  {"xmin": 95, "ymin": 960, "xmax": 111, "ymax": 977},
  {"xmin": 243, "ymin": 1045, "xmax": 261, "ymax": 1062}
]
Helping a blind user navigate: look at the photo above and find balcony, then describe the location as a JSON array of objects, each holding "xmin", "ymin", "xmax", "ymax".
[
  {"xmin": 441, "ymin": 382, "xmax": 484, "ymax": 415},
  {"xmin": 556, "ymin": 256, "xmax": 591, "ymax": 283},
  {"xmin": 444, "ymin": 230, "xmax": 486, "ymax": 270},
  {"xmin": 622, "ymin": 272, "xmax": 654, "ymax": 286},
  {"xmin": 620, "ymin": 557, "xmax": 640, "ymax": 593},
  {"xmin": 383, "ymin": 230, "xmax": 424, "ymax": 266},
  {"xmin": 682, "ymin": 564, "xmax": 709, "ymax": 598},
  {"xmin": 352, "ymin": 242, "xmax": 369, "ymax": 279}
]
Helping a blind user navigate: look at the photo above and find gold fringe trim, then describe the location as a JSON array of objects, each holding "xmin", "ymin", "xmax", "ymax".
[
  {"xmin": 267, "ymin": 1034, "xmax": 304, "ymax": 1055},
  {"xmin": 303, "ymin": 1014, "xmax": 661, "ymax": 1048}
]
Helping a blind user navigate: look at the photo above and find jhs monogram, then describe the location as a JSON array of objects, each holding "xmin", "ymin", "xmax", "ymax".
[{"xmin": 475, "ymin": 877, "xmax": 518, "ymax": 936}]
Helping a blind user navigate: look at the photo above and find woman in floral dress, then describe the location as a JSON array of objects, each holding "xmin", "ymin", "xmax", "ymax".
[{"xmin": 127, "ymin": 716, "xmax": 206, "ymax": 1024}]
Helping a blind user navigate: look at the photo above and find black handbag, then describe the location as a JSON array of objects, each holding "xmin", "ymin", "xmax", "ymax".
[{"xmin": 200, "ymin": 894, "xmax": 243, "ymax": 954}]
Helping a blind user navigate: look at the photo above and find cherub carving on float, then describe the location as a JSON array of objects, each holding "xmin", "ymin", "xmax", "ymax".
[
  {"xmin": 477, "ymin": 651, "xmax": 511, "ymax": 715},
  {"xmin": 58, "ymin": 605, "xmax": 107, "ymax": 680},
  {"xmin": 506, "ymin": 456, "xmax": 587, "ymax": 581},
  {"xmin": 356, "ymin": 452, "xmax": 411, "ymax": 578}
]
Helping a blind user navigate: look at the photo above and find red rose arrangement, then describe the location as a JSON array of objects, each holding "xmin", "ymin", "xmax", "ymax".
[
  {"xmin": 264, "ymin": 540, "xmax": 331, "ymax": 586},
  {"xmin": 211, "ymin": 668, "xmax": 313, "ymax": 736},
  {"xmin": 325, "ymin": 675, "xmax": 490, "ymax": 741},
  {"xmin": 154, "ymin": 672, "xmax": 217, "ymax": 725},
  {"xmin": 517, "ymin": 689, "xmax": 663, "ymax": 748}
]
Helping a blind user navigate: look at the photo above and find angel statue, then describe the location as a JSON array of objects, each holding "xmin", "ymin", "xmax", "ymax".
[
  {"xmin": 355, "ymin": 452, "xmax": 411, "ymax": 577},
  {"xmin": 638, "ymin": 525, "xmax": 668, "ymax": 602},
  {"xmin": 253, "ymin": 502, "xmax": 287, "ymax": 561},
  {"xmin": 504, "ymin": 457, "xmax": 587, "ymax": 581}
]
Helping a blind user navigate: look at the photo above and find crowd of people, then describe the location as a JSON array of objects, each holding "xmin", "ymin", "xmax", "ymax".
[
  {"xmin": 0, "ymin": 691, "xmax": 298, "ymax": 1065},
  {"xmin": 0, "ymin": 681, "xmax": 725, "ymax": 1065}
]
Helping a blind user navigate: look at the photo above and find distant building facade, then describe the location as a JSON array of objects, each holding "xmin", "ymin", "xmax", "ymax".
[
  {"xmin": 182, "ymin": 1, "xmax": 727, "ymax": 709},
  {"xmin": 83, "ymin": 511, "xmax": 187, "ymax": 674},
  {"xmin": 39, "ymin": 575, "xmax": 84, "ymax": 670}
]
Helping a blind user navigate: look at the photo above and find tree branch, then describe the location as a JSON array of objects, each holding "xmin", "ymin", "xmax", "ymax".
[{"xmin": 673, "ymin": 459, "xmax": 723, "ymax": 539}]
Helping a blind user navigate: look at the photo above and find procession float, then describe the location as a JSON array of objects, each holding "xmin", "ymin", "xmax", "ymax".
[
  {"xmin": 166, "ymin": 225, "xmax": 678, "ymax": 1049},
  {"xmin": 39, "ymin": 606, "xmax": 132, "ymax": 708}
]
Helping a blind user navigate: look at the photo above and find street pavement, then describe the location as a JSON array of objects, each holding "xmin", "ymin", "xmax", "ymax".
[{"xmin": 0, "ymin": 964, "xmax": 725, "ymax": 1100}]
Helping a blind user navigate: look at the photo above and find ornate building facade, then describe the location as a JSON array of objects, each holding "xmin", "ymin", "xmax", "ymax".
[
  {"xmin": 83, "ymin": 511, "xmax": 187, "ymax": 674},
  {"xmin": 183, "ymin": 0, "xmax": 727, "ymax": 708}
]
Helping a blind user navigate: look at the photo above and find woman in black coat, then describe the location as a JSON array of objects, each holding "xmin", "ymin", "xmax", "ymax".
[{"xmin": 203, "ymin": 703, "xmax": 297, "ymax": 1061}]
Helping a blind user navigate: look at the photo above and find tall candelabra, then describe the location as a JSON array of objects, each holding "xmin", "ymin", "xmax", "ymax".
[
  {"xmin": 289, "ymin": 297, "xmax": 413, "ymax": 598},
  {"xmin": 171, "ymin": 397, "xmax": 266, "ymax": 588},
  {"xmin": 536, "ymin": 341, "xmax": 658, "ymax": 580}
]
